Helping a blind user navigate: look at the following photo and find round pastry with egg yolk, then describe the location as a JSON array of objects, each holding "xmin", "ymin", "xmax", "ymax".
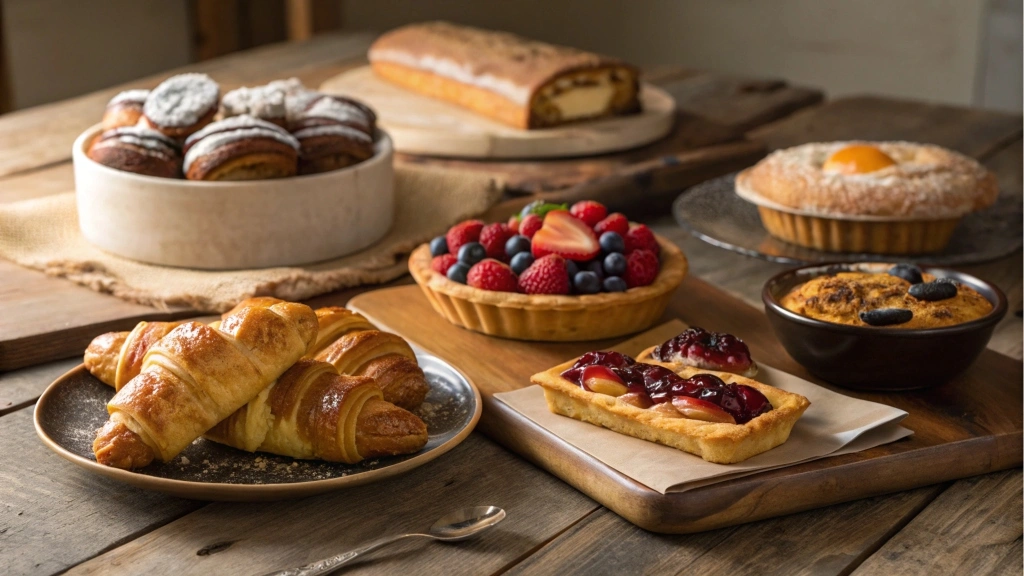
[{"xmin": 735, "ymin": 141, "xmax": 998, "ymax": 219}]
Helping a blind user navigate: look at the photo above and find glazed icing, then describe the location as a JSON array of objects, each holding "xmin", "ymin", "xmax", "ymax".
[{"xmin": 183, "ymin": 125, "xmax": 299, "ymax": 172}]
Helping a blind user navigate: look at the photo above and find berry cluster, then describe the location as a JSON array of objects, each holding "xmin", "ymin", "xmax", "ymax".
[{"xmin": 428, "ymin": 201, "xmax": 662, "ymax": 295}]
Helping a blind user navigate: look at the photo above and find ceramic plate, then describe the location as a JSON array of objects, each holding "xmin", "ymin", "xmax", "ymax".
[
  {"xmin": 674, "ymin": 173, "xmax": 1023, "ymax": 265},
  {"xmin": 34, "ymin": 351, "xmax": 481, "ymax": 501}
]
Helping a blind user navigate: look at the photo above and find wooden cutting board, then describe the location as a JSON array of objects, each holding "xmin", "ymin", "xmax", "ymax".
[
  {"xmin": 320, "ymin": 66, "xmax": 677, "ymax": 159},
  {"xmin": 348, "ymin": 279, "xmax": 1023, "ymax": 533}
]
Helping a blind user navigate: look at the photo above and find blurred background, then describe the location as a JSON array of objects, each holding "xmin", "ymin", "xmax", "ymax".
[{"xmin": 1, "ymin": 0, "xmax": 1020, "ymax": 113}]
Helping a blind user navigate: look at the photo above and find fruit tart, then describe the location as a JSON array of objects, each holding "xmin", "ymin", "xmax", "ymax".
[
  {"xmin": 735, "ymin": 141, "xmax": 998, "ymax": 254},
  {"xmin": 408, "ymin": 200, "xmax": 687, "ymax": 341},
  {"xmin": 532, "ymin": 350, "xmax": 809, "ymax": 463},
  {"xmin": 636, "ymin": 327, "xmax": 758, "ymax": 377}
]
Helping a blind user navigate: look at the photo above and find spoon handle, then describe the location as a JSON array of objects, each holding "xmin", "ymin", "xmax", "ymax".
[{"xmin": 260, "ymin": 534, "xmax": 427, "ymax": 576}]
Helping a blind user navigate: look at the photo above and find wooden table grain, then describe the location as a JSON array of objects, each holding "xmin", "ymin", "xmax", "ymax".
[{"xmin": 0, "ymin": 32, "xmax": 1020, "ymax": 576}]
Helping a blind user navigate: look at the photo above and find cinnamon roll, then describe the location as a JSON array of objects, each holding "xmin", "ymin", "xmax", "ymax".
[
  {"xmin": 290, "ymin": 94, "xmax": 375, "ymax": 136},
  {"xmin": 141, "ymin": 73, "xmax": 220, "ymax": 140},
  {"xmin": 102, "ymin": 89, "xmax": 149, "ymax": 131},
  {"xmin": 183, "ymin": 115, "xmax": 299, "ymax": 181},
  {"xmin": 293, "ymin": 124, "xmax": 374, "ymax": 175},
  {"xmin": 87, "ymin": 126, "xmax": 182, "ymax": 178}
]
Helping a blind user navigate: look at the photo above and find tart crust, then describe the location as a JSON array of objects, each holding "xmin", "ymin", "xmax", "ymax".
[
  {"xmin": 531, "ymin": 356, "xmax": 810, "ymax": 464},
  {"xmin": 408, "ymin": 235, "xmax": 687, "ymax": 341}
]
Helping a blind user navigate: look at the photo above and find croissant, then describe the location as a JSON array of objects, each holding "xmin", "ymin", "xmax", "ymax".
[
  {"xmin": 85, "ymin": 304, "xmax": 429, "ymax": 410},
  {"xmin": 92, "ymin": 299, "xmax": 318, "ymax": 469},
  {"xmin": 205, "ymin": 359, "xmax": 427, "ymax": 462}
]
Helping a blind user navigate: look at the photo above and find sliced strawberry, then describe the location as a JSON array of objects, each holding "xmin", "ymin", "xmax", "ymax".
[
  {"xmin": 531, "ymin": 210, "xmax": 600, "ymax": 261},
  {"xmin": 519, "ymin": 214, "xmax": 543, "ymax": 238},
  {"xmin": 467, "ymin": 259, "xmax": 518, "ymax": 292},
  {"xmin": 581, "ymin": 364, "xmax": 628, "ymax": 396},
  {"xmin": 671, "ymin": 396, "xmax": 736, "ymax": 424},
  {"xmin": 624, "ymin": 224, "xmax": 659, "ymax": 254},
  {"xmin": 595, "ymin": 213, "xmax": 629, "ymax": 236},
  {"xmin": 479, "ymin": 223, "xmax": 512, "ymax": 260},
  {"xmin": 625, "ymin": 249, "xmax": 660, "ymax": 288},
  {"xmin": 446, "ymin": 219, "xmax": 485, "ymax": 255},
  {"xmin": 570, "ymin": 200, "xmax": 608, "ymax": 228},
  {"xmin": 517, "ymin": 254, "xmax": 570, "ymax": 295},
  {"xmin": 431, "ymin": 254, "xmax": 458, "ymax": 275}
]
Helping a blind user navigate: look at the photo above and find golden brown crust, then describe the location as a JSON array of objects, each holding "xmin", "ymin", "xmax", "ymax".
[
  {"xmin": 358, "ymin": 354, "xmax": 430, "ymax": 411},
  {"xmin": 101, "ymin": 102, "xmax": 144, "ymax": 131},
  {"xmin": 114, "ymin": 321, "xmax": 183, "ymax": 390},
  {"xmin": 84, "ymin": 331, "xmax": 127, "ymax": 387},
  {"xmin": 93, "ymin": 418, "xmax": 156, "ymax": 469},
  {"xmin": 184, "ymin": 140, "xmax": 298, "ymax": 181},
  {"xmin": 531, "ymin": 357, "xmax": 810, "ymax": 464},
  {"xmin": 736, "ymin": 141, "xmax": 999, "ymax": 219},
  {"xmin": 779, "ymin": 271, "xmax": 994, "ymax": 328},
  {"xmin": 368, "ymin": 22, "xmax": 640, "ymax": 129}
]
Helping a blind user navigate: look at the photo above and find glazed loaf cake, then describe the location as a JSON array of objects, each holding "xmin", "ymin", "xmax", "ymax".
[{"xmin": 368, "ymin": 21, "xmax": 641, "ymax": 129}]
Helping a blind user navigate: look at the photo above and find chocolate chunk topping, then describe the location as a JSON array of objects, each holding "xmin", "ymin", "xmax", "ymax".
[
  {"xmin": 888, "ymin": 263, "xmax": 924, "ymax": 284},
  {"xmin": 908, "ymin": 281, "xmax": 958, "ymax": 302},
  {"xmin": 859, "ymin": 308, "xmax": 914, "ymax": 326}
]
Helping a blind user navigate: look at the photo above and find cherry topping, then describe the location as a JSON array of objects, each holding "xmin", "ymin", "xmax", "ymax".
[{"xmin": 652, "ymin": 327, "xmax": 754, "ymax": 374}]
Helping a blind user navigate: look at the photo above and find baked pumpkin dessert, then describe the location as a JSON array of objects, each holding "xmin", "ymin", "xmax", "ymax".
[
  {"xmin": 532, "ymin": 340, "xmax": 809, "ymax": 463},
  {"xmin": 735, "ymin": 141, "xmax": 998, "ymax": 254},
  {"xmin": 779, "ymin": 263, "xmax": 994, "ymax": 329},
  {"xmin": 408, "ymin": 200, "xmax": 687, "ymax": 341}
]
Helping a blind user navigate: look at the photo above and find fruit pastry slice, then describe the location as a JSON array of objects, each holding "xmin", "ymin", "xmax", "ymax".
[
  {"xmin": 531, "ymin": 351, "xmax": 809, "ymax": 463},
  {"xmin": 636, "ymin": 327, "xmax": 758, "ymax": 378}
]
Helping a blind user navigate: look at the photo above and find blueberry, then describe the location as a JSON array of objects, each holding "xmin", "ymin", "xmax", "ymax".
[
  {"xmin": 574, "ymin": 271, "xmax": 601, "ymax": 294},
  {"xmin": 510, "ymin": 252, "xmax": 534, "ymax": 275},
  {"xmin": 603, "ymin": 276, "xmax": 627, "ymax": 292},
  {"xmin": 859, "ymin": 308, "xmax": 913, "ymax": 326},
  {"xmin": 599, "ymin": 232, "xmax": 625, "ymax": 254},
  {"xmin": 888, "ymin": 263, "xmax": 923, "ymax": 284},
  {"xmin": 457, "ymin": 242, "xmax": 486, "ymax": 265},
  {"xmin": 505, "ymin": 235, "xmax": 531, "ymax": 258},
  {"xmin": 603, "ymin": 252, "xmax": 627, "ymax": 277},
  {"xmin": 586, "ymin": 260, "xmax": 605, "ymax": 279},
  {"xmin": 566, "ymin": 260, "xmax": 580, "ymax": 278},
  {"xmin": 446, "ymin": 262, "xmax": 470, "ymax": 284},
  {"xmin": 429, "ymin": 235, "xmax": 449, "ymax": 257},
  {"xmin": 909, "ymin": 281, "xmax": 957, "ymax": 302}
]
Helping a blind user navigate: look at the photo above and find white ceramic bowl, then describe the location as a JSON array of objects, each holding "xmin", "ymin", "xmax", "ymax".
[{"xmin": 73, "ymin": 124, "xmax": 395, "ymax": 269}]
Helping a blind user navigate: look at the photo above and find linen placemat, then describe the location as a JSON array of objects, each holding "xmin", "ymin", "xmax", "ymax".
[
  {"xmin": 0, "ymin": 165, "xmax": 501, "ymax": 312},
  {"xmin": 495, "ymin": 364, "xmax": 912, "ymax": 494}
]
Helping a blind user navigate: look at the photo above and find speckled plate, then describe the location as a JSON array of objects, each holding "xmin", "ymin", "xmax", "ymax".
[
  {"xmin": 34, "ymin": 351, "xmax": 481, "ymax": 501},
  {"xmin": 674, "ymin": 173, "xmax": 1023, "ymax": 265}
]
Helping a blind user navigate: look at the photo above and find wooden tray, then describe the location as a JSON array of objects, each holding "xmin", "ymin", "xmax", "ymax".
[
  {"xmin": 320, "ymin": 66, "xmax": 677, "ymax": 159},
  {"xmin": 348, "ymin": 279, "xmax": 1023, "ymax": 533}
]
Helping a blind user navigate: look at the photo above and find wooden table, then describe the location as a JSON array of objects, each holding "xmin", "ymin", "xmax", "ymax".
[{"xmin": 1, "ymin": 33, "xmax": 1021, "ymax": 576}]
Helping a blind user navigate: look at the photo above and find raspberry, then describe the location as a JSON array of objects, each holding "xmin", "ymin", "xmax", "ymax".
[
  {"xmin": 624, "ymin": 224, "xmax": 659, "ymax": 254},
  {"xmin": 467, "ymin": 259, "xmax": 518, "ymax": 292},
  {"xmin": 625, "ymin": 249, "xmax": 659, "ymax": 288},
  {"xmin": 431, "ymin": 254, "xmax": 458, "ymax": 276},
  {"xmin": 519, "ymin": 214, "xmax": 543, "ymax": 238},
  {"xmin": 569, "ymin": 201, "xmax": 608, "ymax": 228},
  {"xmin": 518, "ymin": 254, "xmax": 570, "ymax": 295},
  {"xmin": 446, "ymin": 219, "xmax": 485, "ymax": 255},
  {"xmin": 594, "ymin": 213, "xmax": 629, "ymax": 236},
  {"xmin": 479, "ymin": 223, "xmax": 513, "ymax": 260}
]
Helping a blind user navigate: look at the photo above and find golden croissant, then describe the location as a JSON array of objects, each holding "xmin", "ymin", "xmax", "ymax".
[{"xmin": 92, "ymin": 299, "xmax": 319, "ymax": 469}]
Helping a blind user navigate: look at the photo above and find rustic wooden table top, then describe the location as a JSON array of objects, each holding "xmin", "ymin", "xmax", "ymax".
[{"xmin": 1, "ymin": 33, "xmax": 1020, "ymax": 576}]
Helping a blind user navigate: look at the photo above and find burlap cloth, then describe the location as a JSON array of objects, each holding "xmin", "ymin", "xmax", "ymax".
[{"xmin": 0, "ymin": 165, "xmax": 502, "ymax": 312}]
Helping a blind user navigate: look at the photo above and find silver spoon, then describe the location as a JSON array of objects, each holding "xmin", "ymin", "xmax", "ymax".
[{"xmin": 261, "ymin": 506, "xmax": 506, "ymax": 576}]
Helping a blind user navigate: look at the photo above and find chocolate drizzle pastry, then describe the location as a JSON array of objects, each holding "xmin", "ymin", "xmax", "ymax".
[
  {"xmin": 102, "ymin": 89, "xmax": 149, "ymax": 130},
  {"xmin": 87, "ymin": 126, "xmax": 182, "ymax": 178},
  {"xmin": 142, "ymin": 73, "xmax": 220, "ymax": 139},
  {"xmin": 183, "ymin": 115, "xmax": 300, "ymax": 181},
  {"xmin": 291, "ymin": 95, "xmax": 375, "ymax": 136},
  {"xmin": 293, "ymin": 124, "xmax": 374, "ymax": 175}
]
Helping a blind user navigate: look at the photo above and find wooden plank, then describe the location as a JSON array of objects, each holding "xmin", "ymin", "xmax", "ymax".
[
  {"xmin": 0, "ymin": 31, "xmax": 374, "ymax": 179},
  {"xmin": 852, "ymin": 470, "xmax": 1022, "ymax": 576},
  {"xmin": 505, "ymin": 484, "xmax": 946, "ymax": 575},
  {"xmin": 348, "ymin": 279, "xmax": 1022, "ymax": 532},
  {"xmin": 0, "ymin": 357, "xmax": 79, "ymax": 416},
  {"xmin": 66, "ymin": 434, "xmax": 598, "ymax": 576},
  {"xmin": 0, "ymin": 408, "xmax": 204, "ymax": 576},
  {"xmin": 748, "ymin": 95, "xmax": 1023, "ymax": 159}
]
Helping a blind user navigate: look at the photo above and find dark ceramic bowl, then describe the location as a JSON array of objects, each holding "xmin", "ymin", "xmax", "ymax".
[{"xmin": 762, "ymin": 262, "xmax": 1007, "ymax": 391}]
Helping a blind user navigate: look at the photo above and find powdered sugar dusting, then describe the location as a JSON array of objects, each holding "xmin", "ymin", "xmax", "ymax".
[
  {"xmin": 144, "ymin": 73, "xmax": 220, "ymax": 128},
  {"xmin": 221, "ymin": 85, "xmax": 287, "ymax": 120},
  {"xmin": 108, "ymin": 89, "xmax": 149, "ymax": 107}
]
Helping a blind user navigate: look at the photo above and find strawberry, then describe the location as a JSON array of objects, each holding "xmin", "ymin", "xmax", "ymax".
[
  {"xmin": 624, "ymin": 223, "xmax": 659, "ymax": 254},
  {"xmin": 531, "ymin": 210, "xmax": 600, "ymax": 261},
  {"xmin": 479, "ymin": 223, "xmax": 512, "ymax": 260},
  {"xmin": 446, "ymin": 219, "xmax": 485, "ymax": 255},
  {"xmin": 594, "ymin": 213, "xmax": 629, "ymax": 236},
  {"xmin": 431, "ymin": 254, "xmax": 458, "ymax": 275},
  {"xmin": 625, "ymin": 249, "xmax": 659, "ymax": 288},
  {"xmin": 507, "ymin": 216, "xmax": 520, "ymax": 234},
  {"xmin": 467, "ymin": 259, "xmax": 518, "ymax": 292},
  {"xmin": 519, "ymin": 214, "xmax": 543, "ymax": 238},
  {"xmin": 518, "ymin": 254, "xmax": 570, "ymax": 295},
  {"xmin": 569, "ymin": 200, "xmax": 608, "ymax": 228}
]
